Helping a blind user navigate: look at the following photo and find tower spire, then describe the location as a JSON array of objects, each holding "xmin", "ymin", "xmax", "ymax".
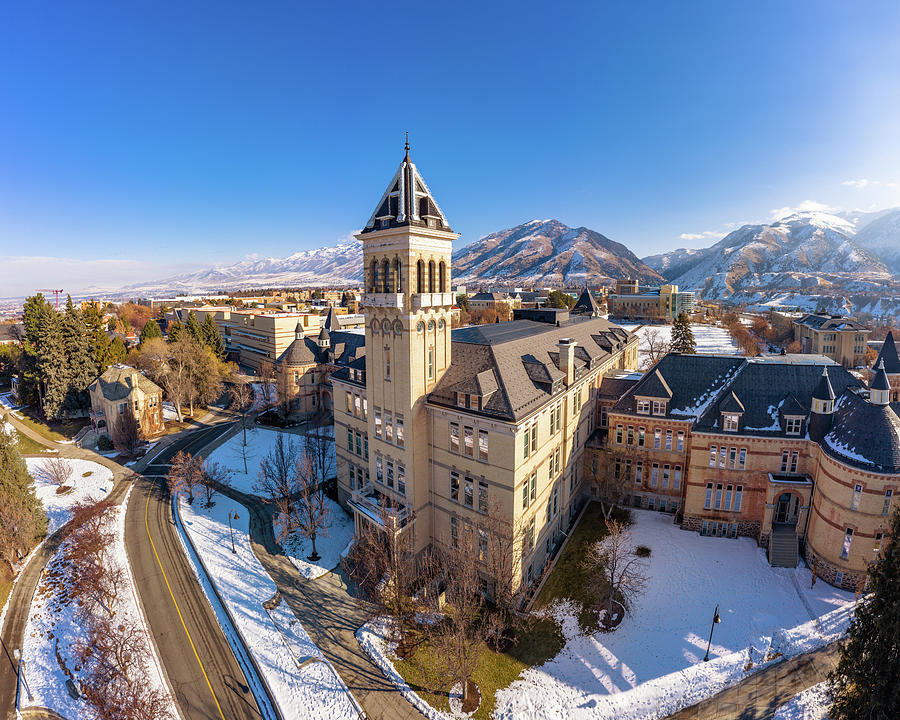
[{"xmin": 404, "ymin": 132, "xmax": 410, "ymax": 161}]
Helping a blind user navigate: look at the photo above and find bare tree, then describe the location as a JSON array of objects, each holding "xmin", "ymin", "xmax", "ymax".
[
  {"xmin": 200, "ymin": 460, "xmax": 231, "ymax": 508},
  {"xmin": 112, "ymin": 408, "xmax": 141, "ymax": 457},
  {"xmin": 40, "ymin": 456, "xmax": 73, "ymax": 489},
  {"xmin": 254, "ymin": 433, "xmax": 301, "ymax": 513},
  {"xmin": 428, "ymin": 523, "xmax": 485, "ymax": 709},
  {"xmin": 345, "ymin": 505, "xmax": 432, "ymax": 657},
  {"xmin": 167, "ymin": 451, "xmax": 203, "ymax": 504},
  {"xmin": 481, "ymin": 500, "xmax": 527, "ymax": 651},
  {"xmin": 590, "ymin": 449, "xmax": 634, "ymax": 521},
  {"xmin": 582, "ymin": 519, "xmax": 648, "ymax": 626},
  {"xmin": 257, "ymin": 360, "xmax": 276, "ymax": 409},
  {"xmin": 275, "ymin": 451, "xmax": 329, "ymax": 561},
  {"xmin": 230, "ymin": 379, "xmax": 253, "ymax": 473},
  {"xmin": 304, "ymin": 424, "xmax": 336, "ymax": 490},
  {"xmin": 642, "ymin": 328, "xmax": 670, "ymax": 369}
]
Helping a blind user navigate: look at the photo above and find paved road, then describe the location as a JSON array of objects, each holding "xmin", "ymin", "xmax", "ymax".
[
  {"xmin": 667, "ymin": 643, "xmax": 840, "ymax": 720},
  {"xmin": 125, "ymin": 419, "xmax": 264, "ymax": 720}
]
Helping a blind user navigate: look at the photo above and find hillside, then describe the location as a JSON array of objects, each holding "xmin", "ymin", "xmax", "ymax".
[{"xmin": 452, "ymin": 219, "xmax": 662, "ymax": 286}]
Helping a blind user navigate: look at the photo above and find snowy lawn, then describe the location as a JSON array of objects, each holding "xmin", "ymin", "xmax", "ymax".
[
  {"xmin": 280, "ymin": 495, "xmax": 354, "ymax": 580},
  {"xmin": 26, "ymin": 457, "xmax": 114, "ymax": 532},
  {"xmin": 492, "ymin": 509, "xmax": 856, "ymax": 720},
  {"xmin": 773, "ymin": 681, "xmax": 831, "ymax": 720},
  {"xmin": 178, "ymin": 491, "xmax": 361, "ymax": 720},
  {"xmin": 21, "ymin": 487, "xmax": 176, "ymax": 719},
  {"xmin": 206, "ymin": 425, "xmax": 335, "ymax": 496},
  {"xmin": 618, "ymin": 323, "xmax": 739, "ymax": 364}
]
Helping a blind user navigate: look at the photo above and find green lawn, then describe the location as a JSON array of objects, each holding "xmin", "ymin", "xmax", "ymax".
[
  {"xmin": 15, "ymin": 429, "xmax": 49, "ymax": 456},
  {"xmin": 533, "ymin": 501, "xmax": 631, "ymax": 632},
  {"xmin": 15, "ymin": 409, "xmax": 90, "ymax": 442},
  {"xmin": 393, "ymin": 617, "xmax": 564, "ymax": 720}
]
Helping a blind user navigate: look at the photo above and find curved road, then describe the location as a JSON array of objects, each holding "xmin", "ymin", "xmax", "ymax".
[{"xmin": 125, "ymin": 419, "xmax": 263, "ymax": 720}]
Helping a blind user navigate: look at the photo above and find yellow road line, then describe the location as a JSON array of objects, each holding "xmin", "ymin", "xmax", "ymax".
[{"xmin": 144, "ymin": 481, "xmax": 227, "ymax": 720}]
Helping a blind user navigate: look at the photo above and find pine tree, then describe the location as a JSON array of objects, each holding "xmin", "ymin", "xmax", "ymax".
[
  {"xmin": 828, "ymin": 507, "xmax": 900, "ymax": 718},
  {"xmin": 140, "ymin": 319, "xmax": 163, "ymax": 345},
  {"xmin": 167, "ymin": 319, "xmax": 186, "ymax": 344},
  {"xmin": 200, "ymin": 315, "xmax": 225, "ymax": 359},
  {"xmin": 82, "ymin": 303, "xmax": 112, "ymax": 373},
  {"xmin": 669, "ymin": 313, "xmax": 696, "ymax": 354},
  {"xmin": 61, "ymin": 296, "xmax": 97, "ymax": 414},
  {"xmin": 186, "ymin": 311, "xmax": 203, "ymax": 342},
  {"xmin": 0, "ymin": 430, "xmax": 47, "ymax": 566},
  {"xmin": 109, "ymin": 336, "xmax": 127, "ymax": 365},
  {"xmin": 22, "ymin": 294, "xmax": 68, "ymax": 419}
]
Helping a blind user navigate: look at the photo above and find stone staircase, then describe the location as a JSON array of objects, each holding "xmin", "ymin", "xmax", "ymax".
[{"xmin": 769, "ymin": 526, "xmax": 799, "ymax": 567}]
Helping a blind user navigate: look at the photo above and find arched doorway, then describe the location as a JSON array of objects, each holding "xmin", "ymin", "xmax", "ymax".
[{"xmin": 774, "ymin": 492, "xmax": 800, "ymax": 525}]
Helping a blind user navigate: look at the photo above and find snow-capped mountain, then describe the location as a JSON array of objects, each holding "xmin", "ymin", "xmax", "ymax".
[
  {"xmin": 126, "ymin": 239, "xmax": 365, "ymax": 293},
  {"xmin": 850, "ymin": 208, "xmax": 900, "ymax": 273},
  {"xmin": 452, "ymin": 219, "xmax": 662, "ymax": 286},
  {"xmin": 643, "ymin": 212, "xmax": 898, "ymax": 312}
]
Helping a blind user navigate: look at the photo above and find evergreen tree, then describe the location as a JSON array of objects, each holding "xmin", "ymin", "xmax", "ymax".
[
  {"xmin": 547, "ymin": 290, "xmax": 576, "ymax": 310},
  {"xmin": 22, "ymin": 294, "xmax": 68, "ymax": 419},
  {"xmin": 669, "ymin": 313, "xmax": 696, "ymax": 354},
  {"xmin": 828, "ymin": 507, "xmax": 900, "ymax": 719},
  {"xmin": 186, "ymin": 311, "xmax": 203, "ymax": 342},
  {"xmin": 200, "ymin": 314, "xmax": 225, "ymax": 359},
  {"xmin": 140, "ymin": 319, "xmax": 163, "ymax": 345},
  {"xmin": 61, "ymin": 296, "xmax": 97, "ymax": 414},
  {"xmin": 167, "ymin": 319, "xmax": 186, "ymax": 344},
  {"xmin": 109, "ymin": 336, "xmax": 127, "ymax": 365},
  {"xmin": 82, "ymin": 303, "xmax": 112, "ymax": 373},
  {"xmin": 0, "ymin": 429, "xmax": 47, "ymax": 566}
]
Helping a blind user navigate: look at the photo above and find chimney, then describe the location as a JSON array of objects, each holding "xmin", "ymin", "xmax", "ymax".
[{"xmin": 558, "ymin": 338, "xmax": 576, "ymax": 386}]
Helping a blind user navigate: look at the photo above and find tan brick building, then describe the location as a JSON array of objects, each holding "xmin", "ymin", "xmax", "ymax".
[
  {"xmin": 593, "ymin": 352, "xmax": 899, "ymax": 589},
  {"xmin": 792, "ymin": 313, "xmax": 870, "ymax": 368},
  {"xmin": 88, "ymin": 365, "xmax": 164, "ymax": 439},
  {"xmin": 331, "ymin": 147, "xmax": 639, "ymax": 594}
]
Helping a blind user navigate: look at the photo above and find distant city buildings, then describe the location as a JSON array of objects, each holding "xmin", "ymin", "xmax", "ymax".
[{"xmin": 607, "ymin": 279, "xmax": 694, "ymax": 323}]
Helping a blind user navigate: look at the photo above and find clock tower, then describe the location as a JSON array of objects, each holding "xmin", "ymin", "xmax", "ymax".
[{"xmin": 357, "ymin": 143, "xmax": 458, "ymax": 551}]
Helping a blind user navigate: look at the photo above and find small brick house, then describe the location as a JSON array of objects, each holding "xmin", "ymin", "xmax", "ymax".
[{"xmin": 88, "ymin": 365, "xmax": 165, "ymax": 439}]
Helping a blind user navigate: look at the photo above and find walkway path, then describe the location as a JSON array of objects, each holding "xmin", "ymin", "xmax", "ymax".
[
  {"xmin": 215, "ymin": 482, "xmax": 424, "ymax": 720},
  {"xmin": 667, "ymin": 642, "xmax": 840, "ymax": 720}
]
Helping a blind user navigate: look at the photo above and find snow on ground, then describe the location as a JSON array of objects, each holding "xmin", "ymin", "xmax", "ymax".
[
  {"xmin": 178, "ymin": 491, "xmax": 360, "ymax": 720},
  {"xmin": 618, "ymin": 323, "xmax": 740, "ymax": 364},
  {"xmin": 21, "ymin": 487, "xmax": 176, "ymax": 719},
  {"xmin": 206, "ymin": 425, "xmax": 335, "ymax": 496},
  {"xmin": 162, "ymin": 400, "xmax": 179, "ymax": 421},
  {"xmin": 0, "ymin": 392, "xmax": 21, "ymax": 410},
  {"xmin": 773, "ymin": 681, "xmax": 831, "ymax": 720},
  {"xmin": 251, "ymin": 382, "xmax": 278, "ymax": 411},
  {"xmin": 26, "ymin": 457, "xmax": 113, "ymax": 532},
  {"xmin": 280, "ymin": 495, "xmax": 354, "ymax": 580},
  {"xmin": 492, "ymin": 510, "xmax": 855, "ymax": 720}
]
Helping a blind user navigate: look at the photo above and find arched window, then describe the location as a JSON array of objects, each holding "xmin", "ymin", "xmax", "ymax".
[
  {"xmin": 439, "ymin": 261, "xmax": 447, "ymax": 293},
  {"xmin": 382, "ymin": 259, "xmax": 391, "ymax": 294},
  {"xmin": 370, "ymin": 260, "xmax": 378, "ymax": 293},
  {"xmin": 417, "ymin": 259, "xmax": 425, "ymax": 294},
  {"xmin": 394, "ymin": 258, "xmax": 402, "ymax": 293},
  {"xmin": 428, "ymin": 260, "xmax": 436, "ymax": 293}
]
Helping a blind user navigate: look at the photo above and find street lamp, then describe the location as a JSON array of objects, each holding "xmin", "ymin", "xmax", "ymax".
[
  {"xmin": 13, "ymin": 648, "xmax": 33, "ymax": 709},
  {"xmin": 228, "ymin": 510, "xmax": 240, "ymax": 554},
  {"xmin": 703, "ymin": 604, "xmax": 722, "ymax": 662}
]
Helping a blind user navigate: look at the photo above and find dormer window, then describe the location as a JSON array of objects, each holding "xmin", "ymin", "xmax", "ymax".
[
  {"xmin": 722, "ymin": 414, "xmax": 740, "ymax": 432},
  {"xmin": 785, "ymin": 417, "xmax": 803, "ymax": 436},
  {"xmin": 636, "ymin": 399, "xmax": 650, "ymax": 415},
  {"xmin": 652, "ymin": 400, "xmax": 666, "ymax": 416}
]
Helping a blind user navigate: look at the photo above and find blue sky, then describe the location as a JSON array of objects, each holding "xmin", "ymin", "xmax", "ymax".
[{"xmin": 2, "ymin": 1, "xmax": 900, "ymax": 296}]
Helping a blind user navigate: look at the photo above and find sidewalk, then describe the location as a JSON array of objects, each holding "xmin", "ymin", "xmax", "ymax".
[{"xmin": 667, "ymin": 643, "xmax": 839, "ymax": 720}]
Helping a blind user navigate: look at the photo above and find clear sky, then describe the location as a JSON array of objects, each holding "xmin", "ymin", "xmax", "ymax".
[{"xmin": 2, "ymin": 1, "xmax": 900, "ymax": 296}]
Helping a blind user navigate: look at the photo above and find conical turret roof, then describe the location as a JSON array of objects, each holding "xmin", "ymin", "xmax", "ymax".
[{"xmin": 812, "ymin": 366, "xmax": 836, "ymax": 401}]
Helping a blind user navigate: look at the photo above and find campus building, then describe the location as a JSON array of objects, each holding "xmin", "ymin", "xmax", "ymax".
[
  {"xmin": 595, "ymin": 351, "xmax": 899, "ymax": 590},
  {"xmin": 331, "ymin": 147, "xmax": 639, "ymax": 592},
  {"xmin": 607, "ymin": 279, "xmax": 694, "ymax": 323},
  {"xmin": 88, "ymin": 365, "xmax": 165, "ymax": 439},
  {"xmin": 792, "ymin": 313, "xmax": 871, "ymax": 368}
]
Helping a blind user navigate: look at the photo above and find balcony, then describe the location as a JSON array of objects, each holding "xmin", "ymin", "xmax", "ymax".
[
  {"xmin": 412, "ymin": 292, "xmax": 455, "ymax": 310},
  {"xmin": 349, "ymin": 483, "xmax": 408, "ymax": 529},
  {"xmin": 363, "ymin": 293, "xmax": 404, "ymax": 309}
]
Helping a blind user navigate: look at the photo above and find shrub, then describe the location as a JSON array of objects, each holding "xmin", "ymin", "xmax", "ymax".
[
  {"xmin": 635, "ymin": 545, "xmax": 651, "ymax": 558},
  {"xmin": 97, "ymin": 435, "xmax": 114, "ymax": 451}
]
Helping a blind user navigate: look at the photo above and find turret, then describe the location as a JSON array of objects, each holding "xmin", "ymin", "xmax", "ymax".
[
  {"xmin": 870, "ymin": 359, "xmax": 890, "ymax": 406},
  {"xmin": 811, "ymin": 366, "xmax": 836, "ymax": 415},
  {"xmin": 317, "ymin": 325, "xmax": 331, "ymax": 349}
]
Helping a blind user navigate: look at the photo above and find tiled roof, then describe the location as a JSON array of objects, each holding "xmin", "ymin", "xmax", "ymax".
[
  {"xmin": 823, "ymin": 393, "xmax": 900, "ymax": 473},
  {"xmin": 89, "ymin": 365, "xmax": 162, "ymax": 402},
  {"xmin": 875, "ymin": 332, "xmax": 900, "ymax": 374}
]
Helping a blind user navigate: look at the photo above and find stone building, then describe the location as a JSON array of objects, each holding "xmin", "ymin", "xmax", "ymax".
[
  {"xmin": 792, "ymin": 313, "xmax": 870, "ymax": 368},
  {"xmin": 88, "ymin": 365, "xmax": 165, "ymax": 439},
  {"xmin": 607, "ymin": 279, "xmax": 694, "ymax": 323},
  {"xmin": 594, "ymin": 352, "xmax": 899, "ymax": 589},
  {"xmin": 331, "ymin": 146, "xmax": 639, "ymax": 593}
]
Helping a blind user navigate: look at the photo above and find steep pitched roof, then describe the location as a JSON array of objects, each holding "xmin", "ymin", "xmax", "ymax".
[
  {"xmin": 719, "ymin": 391, "xmax": 745, "ymax": 414},
  {"xmin": 795, "ymin": 314, "xmax": 869, "ymax": 332},
  {"xmin": 361, "ymin": 146, "xmax": 452, "ymax": 234},
  {"xmin": 636, "ymin": 369, "xmax": 673, "ymax": 399},
  {"xmin": 875, "ymin": 333, "xmax": 900, "ymax": 374},
  {"xmin": 871, "ymin": 359, "xmax": 891, "ymax": 391},
  {"xmin": 812, "ymin": 366, "xmax": 836, "ymax": 401},
  {"xmin": 823, "ymin": 392, "xmax": 900, "ymax": 473},
  {"xmin": 89, "ymin": 365, "xmax": 162, "ymax": 402},
  {"xmin": 571, "ymin": 288, "xmax": 601, "ymax": 316}
]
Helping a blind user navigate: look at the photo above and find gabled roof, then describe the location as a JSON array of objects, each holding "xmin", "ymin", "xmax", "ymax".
[
  {"xmin": 361, "ymin": 146, "xmax": 452, "ymax": 234},
  {"xmin": 636, "ymin": 369, "xmax": 673, "ymax": 400},
  {"xmin": 779, "ymin": 393, "xmax": 807, "ymax": 417},
  {"xmin": 719, "ymin": 391, "xmax": 745, "ymax": 414},
  {"xmin": 89, "ymin": 365, "xmax": 162, "ymax": 402},
  {"xmin": 875, "ymin": 332, "xmax": 900, "ymax": 375},
  {"xmin": 470, "ymin": 292, "xmax": 509, "ymax": 302}
]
